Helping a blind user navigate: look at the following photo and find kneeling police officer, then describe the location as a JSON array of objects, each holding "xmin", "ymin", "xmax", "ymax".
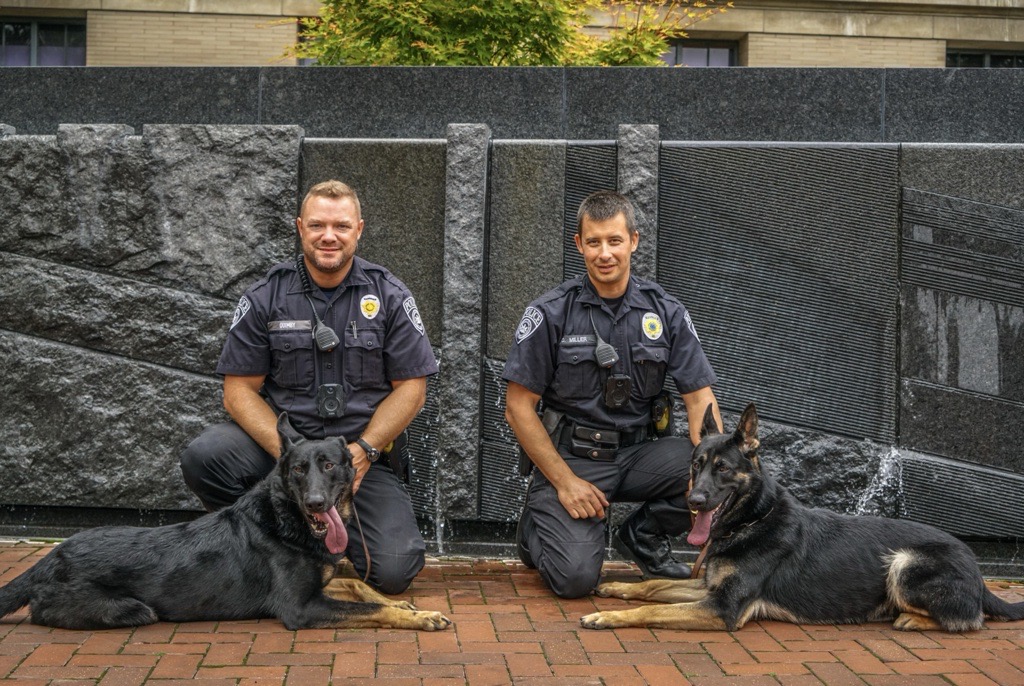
[{"xmin": 503, "ymin": 190, "xmax": 722, "ymax": 599}]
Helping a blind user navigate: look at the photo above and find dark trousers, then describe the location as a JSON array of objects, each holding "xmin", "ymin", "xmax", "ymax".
[
  {"xmin": 179, "ymin": 422, "xmax": 426, "ymax": 595},
  {"xmin": 519, "ymin": 436, "xmax": 693, "ymax": 599}
]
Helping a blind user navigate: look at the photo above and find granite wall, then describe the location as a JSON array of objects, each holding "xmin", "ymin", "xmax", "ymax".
[{"xmin": 2, "ymin": 67, "xmax": 1023, "ymax": 558}]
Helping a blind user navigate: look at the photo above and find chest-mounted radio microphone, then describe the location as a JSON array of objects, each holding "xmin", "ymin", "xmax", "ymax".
[
  {"xmin": 589, "ymin": 306, "xmax": 619, "ymax": 368},
  {"xmin": 296, "ymin": 256, "xmax": 341, "ymax": 352}
]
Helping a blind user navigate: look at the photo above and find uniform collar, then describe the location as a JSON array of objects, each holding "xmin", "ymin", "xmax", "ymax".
[
  {"xmin": 577, "ymin": 275, "xmax": 649, "ymax": 315},
  {"xmin": 290, "ymin": 255, "xmax": 373, "ymax": 300}
]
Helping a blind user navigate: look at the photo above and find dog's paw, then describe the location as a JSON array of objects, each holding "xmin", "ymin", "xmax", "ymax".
[
  {"xmin": 893, "ymin": 612, "xmax": 942, "ymax": 632},
  {"xmin": 388, "ymin": 600, "xmax": 417, "ymax": 611},
  {"xmin": 580, "ymin": 611, "xmax": 616, "ymax": 630},
  {"xmin": 414, "ymin": 611, "xmax": 452, "ymax": 631},
  {"xmin": 594, "ymin": 582, "xmax": 634, "ymax": 599}
]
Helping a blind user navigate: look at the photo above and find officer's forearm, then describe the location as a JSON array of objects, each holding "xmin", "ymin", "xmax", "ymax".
[
  {"xmin": 504, "ymin": 386, "xmax": 576, "ymax": 490},
  {"xmin": 681, "ymin": 386, "xmax": 721, "ymax": 446},
  {"xmin": 358, "ymin": 376, "xmax": 427, "ymax": 450},
  {"xmin": 223, "ymin": 374, "xmax": 282, "ymax": 458}
]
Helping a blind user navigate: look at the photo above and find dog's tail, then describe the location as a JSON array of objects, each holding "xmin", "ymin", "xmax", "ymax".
[
  {"xmin": 0, "ymin": 564, "xmax": 41, "ymax": 619},
  {"xmin": 982, "ymin": 588, "xmax": 1024, "ymax": 622}
]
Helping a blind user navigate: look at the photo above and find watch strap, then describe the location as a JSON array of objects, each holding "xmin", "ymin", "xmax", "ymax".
[{"xmin": 356, "ymin": 438, "xmax": 379, "ymax": 461}]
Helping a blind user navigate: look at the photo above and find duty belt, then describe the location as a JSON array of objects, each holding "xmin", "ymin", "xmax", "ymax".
[{"xmin": 560, "ymin": 422, "xmax": 649, "ymax": 460}]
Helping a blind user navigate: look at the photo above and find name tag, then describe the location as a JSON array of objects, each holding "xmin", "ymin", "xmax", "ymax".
[
  {"xmin": 560, "ymin": 335, "xmax": 595, "ymax": 345},
  {"xmin": 269, "ymin": 320, "xmax": 312, "ymax": 331}
]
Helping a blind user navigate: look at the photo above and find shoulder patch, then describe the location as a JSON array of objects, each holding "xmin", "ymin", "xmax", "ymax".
[
  {"xmin": 684, "ymin": 311, "xmax": 701, "ymax": 342},
  {"xmin": 403, "ymin": 297, "xmax": 425, "ymax": 336},
  {"xmin": 515, "ymin": 307, "xmax": 544, "ymax": 344},
  {"xmin": 230, "ymin": 296, "xmax": 251, "ymax": 330}
]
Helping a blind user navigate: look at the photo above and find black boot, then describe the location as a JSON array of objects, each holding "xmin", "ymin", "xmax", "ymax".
[{"xmin": 612, "ymin": 506, "xmax": 691, "ymax": 579}]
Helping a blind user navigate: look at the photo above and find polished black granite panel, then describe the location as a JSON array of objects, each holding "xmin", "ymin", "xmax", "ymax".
[
  {"xmin": 900, "ymin": 380, "xmax": 1024, "ymax": 473},
  {"xmin": 886, "ymin": 69, "xmax": 1024, "ymax": 143},
  {"xmin": 0, "ymin": 67, "xmax": 260, "ymax": 135},
  {"xmin": 262, "ymin": 67, "xmax": 565, "ymax": 139},
  {"xmin": 566, "ymin": 68, "xmax": 884, "ymax": 141}
]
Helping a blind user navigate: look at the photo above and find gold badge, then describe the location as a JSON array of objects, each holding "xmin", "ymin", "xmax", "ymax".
[
  {"xmin": 360, "ymin": 295, "xmax": 380, "ymax": 320},
  {"xmin": 642, "ymin": 312, "xmax": 663, "ymax": 341}
]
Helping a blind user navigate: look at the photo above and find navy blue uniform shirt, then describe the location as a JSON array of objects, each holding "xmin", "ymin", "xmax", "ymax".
[
  {"xmin": 218, "ymin": 256, "xmax": 438, "ymax": 441},
  {"xmin": 502, "ymin": 275, "xmax": 716, "ymax": 431}
]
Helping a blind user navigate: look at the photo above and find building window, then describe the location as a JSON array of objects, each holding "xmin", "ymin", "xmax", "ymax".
[
  {"xmin": 947, "ymin": 51, "xmax": 1024, "ymax": 68},
  {"xmin": 1, "ymin": 20, "xmax": 86, "ymax": 66},
  {"xmin": 662, "ymin": 40, "xmax": 736, "ymax": 67}
]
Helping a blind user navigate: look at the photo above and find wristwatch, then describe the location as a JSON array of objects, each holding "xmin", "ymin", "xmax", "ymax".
[{"xmin": 356, "ymin": 438, "xmax": 380, "ymax": 463}]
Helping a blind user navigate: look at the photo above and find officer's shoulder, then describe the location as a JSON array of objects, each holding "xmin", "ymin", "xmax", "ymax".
[
  {"xmin": 247, "ymin": 261, "xmax": 295, "ymax": 296},
  {"xmin": 357, "ymin": 257, "xmax": 412, "ymax": 295},
  {"xmin": 634, "ymin": 277, "xmax": 683, "ymax": 308},
  {"xmin": 532, "ymin": 276, "xmax": 585, "ymax": 307}
]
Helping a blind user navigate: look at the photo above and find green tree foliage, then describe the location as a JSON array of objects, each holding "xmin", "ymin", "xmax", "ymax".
[{"xmin": 292, "ymin": 1, "xmax": 731, "ymax": 67}]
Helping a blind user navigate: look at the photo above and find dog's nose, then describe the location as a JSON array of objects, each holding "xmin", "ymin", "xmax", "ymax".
[
  {"xmin": 305, "ymin": 495, "xmax": 326, "ymax": 512},
  {"xmin": 688, "ymin": 492, "xmax": 707, "ymax": 509}
]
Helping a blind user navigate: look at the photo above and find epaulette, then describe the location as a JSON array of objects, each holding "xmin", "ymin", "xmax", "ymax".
[{"xmin": 534, "ymin": 275, "xmax": 586, "ymax": 306}]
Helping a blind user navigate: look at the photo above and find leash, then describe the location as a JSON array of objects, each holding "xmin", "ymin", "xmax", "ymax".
[{"xmin": 350, "ymin": 501, "xmax": 372, "ymax": 583}]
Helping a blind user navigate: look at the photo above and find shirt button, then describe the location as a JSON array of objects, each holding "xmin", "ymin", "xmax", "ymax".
[
  {"xmin": 283, "ymin": 343, "xmax": 291, "ymax": 350},
  {"xmin": 326, "ymin": 363, "xmax": 333, "ymax": 369},
  {"xmin": 572, "ymin": 355, "xmax": 578, "ymax": 361}
]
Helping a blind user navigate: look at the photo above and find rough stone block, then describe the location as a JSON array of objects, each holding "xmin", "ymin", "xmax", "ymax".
[
  {"xmin": 487, "ymin": 140, "xmax": 565, "ymax": 358},
  {"xmin": 0, "ymin": 332, "xmax": 221, "ymax": 510},
  {"xmin": 617, "ymin": 124, "xmax": 659, "ymax": 281},
  {"xmin": 144, "ymin": 125, "xmax": 303, "ymax": 299},
  {"xmin": 0, "ymin": 133, "xmax": 62, "ymax": 249},
  {"xmin": 300, "ymin": 138, "xmax": 447, "ymax": 342},
  {"xmin": 436, "ymin": 123, "xmax": 491, "ymax": 520},
  {"xmin": 0, "ymin": 253, "xmax": 231, "ymax": 376}
]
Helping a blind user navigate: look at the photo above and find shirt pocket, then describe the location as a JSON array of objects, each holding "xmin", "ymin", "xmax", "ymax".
[
  {"xmin": 269, "ymin": 330, "xmax": 315, "ymax": 390},
  {"xmin": 344, "ymin": 327, "xmax": 386, "ymax": 388},
  {"xmin": 631, "ymin": 342, "xmax": 670, "ymax": 399},
  {"xmin": 553, "ymin": 342, "xmax": 601, "ymax": 400}
]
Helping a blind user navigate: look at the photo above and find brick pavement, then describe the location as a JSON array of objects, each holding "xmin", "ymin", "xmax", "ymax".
[{"xmin": 1, "ymin": 540, "xmax": 1022, "ymax": 685}]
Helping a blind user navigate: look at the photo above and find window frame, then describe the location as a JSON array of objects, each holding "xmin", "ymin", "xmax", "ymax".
[{"xmin": 1, "ymin": 18, "xmax": 86, "ymax": 67}]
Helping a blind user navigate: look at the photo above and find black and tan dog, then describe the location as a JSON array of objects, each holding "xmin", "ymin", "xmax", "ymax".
[
  {"xmin": 0, "ymin": 414, "xmax": 450, "ymax": 632},
  {"xmin": 581, "ymin": 404, "xmax": 1024, "ymax": 632}
]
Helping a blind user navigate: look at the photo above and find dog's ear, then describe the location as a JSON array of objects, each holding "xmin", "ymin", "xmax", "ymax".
[
  {"xmin": 699, "ymin": 403, "xmax": 720, "ymax": 439},
  {"xmin": 735, "ymin": 403, "xmax": 760, "ymax": 457},
  {"xmin": 277, "ymin": 413, "xmax": 304, "ymax": 455}
]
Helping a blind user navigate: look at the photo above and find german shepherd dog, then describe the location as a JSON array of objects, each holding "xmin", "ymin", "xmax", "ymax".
[
  {"xmin": 581, "ymin": 404, "xmax": 1024, "ymax": 632},
  {"xmin": 0, "ymin": 414, "xmax": 450, "ymax": 632}
]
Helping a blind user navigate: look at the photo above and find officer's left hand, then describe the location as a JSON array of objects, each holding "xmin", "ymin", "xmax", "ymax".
[{"xmin": 349, "ymin": 443, "xmax": 371, "ymax": 493}]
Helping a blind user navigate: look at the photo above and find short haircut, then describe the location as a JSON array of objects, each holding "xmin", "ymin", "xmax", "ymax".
[
  {"xmin": 576, "ymin": 190, "xmax": 637, "ymax": 235},
  {"xmin": 300, "ymin": 180, "xmax": 361, "ymax": 218}
]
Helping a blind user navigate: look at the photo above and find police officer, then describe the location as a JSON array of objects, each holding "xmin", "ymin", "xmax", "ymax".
[
  {"xmin": 503, "ymin": 190, "xmax": 722, "ymax": 599},
  {"xmin": 179, "ymin": 180, "xmax": 437, "ymax": 595}
]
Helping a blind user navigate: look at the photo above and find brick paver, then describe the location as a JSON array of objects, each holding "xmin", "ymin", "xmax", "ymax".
[{"xmin": 1, "ymin": 541, "xmax": 1022, "ymax": 685}]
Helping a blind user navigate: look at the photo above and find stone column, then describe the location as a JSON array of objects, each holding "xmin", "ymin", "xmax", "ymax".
[
  {"xmin": 618, "ymin": 124, "xmax": 660, "ymax": 281},
  {"xmin": 436, "ymin": 123, "xmax": 491, "ymax": 521}
]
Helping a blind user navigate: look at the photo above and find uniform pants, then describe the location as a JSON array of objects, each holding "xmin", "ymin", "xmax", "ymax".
[
  {"xmin": 179, "ymin": 422, "xmax": 426, "ymax": 595},
  {"xmin": 519, "ymin": 435, "xmax": 693, "ymax": 599}
]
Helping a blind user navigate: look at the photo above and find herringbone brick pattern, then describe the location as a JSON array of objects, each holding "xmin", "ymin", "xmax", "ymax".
[{"xmin": 2, "ymin": 541, "xmax": 1022, "ymax": 685}]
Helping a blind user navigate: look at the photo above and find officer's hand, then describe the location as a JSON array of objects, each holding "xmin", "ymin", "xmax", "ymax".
[
  {"xmin": 349, "ymin": 444, "xmax": 371, "ymax": 494},
  {"xmin": 556, "ymin": 476, "xmax": 609, "ymax": 520}
]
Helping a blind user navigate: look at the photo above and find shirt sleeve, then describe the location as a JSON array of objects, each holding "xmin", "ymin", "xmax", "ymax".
[
  {"xmin": 501, "ymin": 302, "xmax": 556, "ymax": 396},
  {"xmin": 215, "ymin": 290, "xmax": 271, "ymax": 377},
  {"xmin": 666, "ymin": 304, "xmax": 718, "ymax": 394},
  {"xmin": 381, "ymin": 284, "xmax": 438, "ymax": 380}
]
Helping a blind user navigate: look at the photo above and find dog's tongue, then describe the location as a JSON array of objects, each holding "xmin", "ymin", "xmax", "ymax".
[
  {"xmin": 313, "ymin": 507, "xmax": 348, "ymax": 554},
  {"xmin": 687, "ymin": 505, "xmax": 720, "ymax": 547}
]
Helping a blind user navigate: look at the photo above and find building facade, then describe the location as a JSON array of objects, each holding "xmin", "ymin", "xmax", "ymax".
[{"xmin": 2, "ymin": 0, "xmax": 1024, "ymax": 68}]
